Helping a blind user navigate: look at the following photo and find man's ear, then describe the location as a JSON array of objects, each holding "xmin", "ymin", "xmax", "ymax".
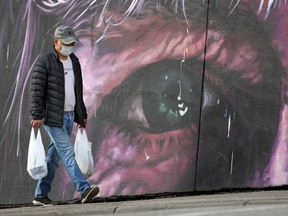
[{"xmin": 54, "ymin": 38, "xmax": 61, "ymax": 51}]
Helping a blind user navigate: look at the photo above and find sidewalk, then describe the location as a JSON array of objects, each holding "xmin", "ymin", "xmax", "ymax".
[{"xmin": 1, "ymin": 190, "xmax": 288, "ymax": 215}]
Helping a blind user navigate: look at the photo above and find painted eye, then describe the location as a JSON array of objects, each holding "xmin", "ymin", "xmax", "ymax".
[{"xmin": 97, "ymin": 59, "xmax": 203, "ymax": 133}]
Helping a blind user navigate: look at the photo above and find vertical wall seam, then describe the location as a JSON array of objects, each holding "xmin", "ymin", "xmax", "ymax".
[{"xmin": 193, "ymin": 0, "xmax": 211, "ymax": 191}]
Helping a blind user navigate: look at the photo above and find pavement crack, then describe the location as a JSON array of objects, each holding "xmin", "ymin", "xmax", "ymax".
[{"xmin": 113, "ymin": 207, "xmax": 118, "ymax": 214}]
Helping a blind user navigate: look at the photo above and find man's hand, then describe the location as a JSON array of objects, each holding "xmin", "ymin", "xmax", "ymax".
[
  {"xmin": 31, "ymin": 119, "xmax": 43, "ymax": 128},
  {"xmin": 77, "ymin": 119, "xmax": 87, "ymax": 128}
]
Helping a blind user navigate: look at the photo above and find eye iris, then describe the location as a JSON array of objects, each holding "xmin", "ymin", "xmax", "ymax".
[
  {"xmin": 160, "ymin": 79, "xmax": 191, "ymax": 117},
  {"xmin": 142, "ymin": 63, "xmax": 200, "ymax": 133}
]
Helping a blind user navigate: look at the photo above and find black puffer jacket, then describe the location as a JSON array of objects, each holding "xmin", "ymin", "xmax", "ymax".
[{"xmin": 30, "ymin": 47, "xmax": 87, "ymax": 127}]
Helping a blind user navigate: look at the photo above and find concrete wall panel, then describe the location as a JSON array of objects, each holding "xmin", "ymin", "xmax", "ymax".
[{"xmin": 0, "ymin": 0, "xmax": 287, "ymax": 204}]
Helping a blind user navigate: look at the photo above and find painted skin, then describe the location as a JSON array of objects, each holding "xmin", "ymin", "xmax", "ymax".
[{"xmin": 61, "ymin": 3, "xmax": 284, "ymax": 197}]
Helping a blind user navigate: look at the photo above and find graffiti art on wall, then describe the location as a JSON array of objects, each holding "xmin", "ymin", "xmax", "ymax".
[{"xmin": 0, "ymin": 0, "xmax": 287, "ymax": 204}]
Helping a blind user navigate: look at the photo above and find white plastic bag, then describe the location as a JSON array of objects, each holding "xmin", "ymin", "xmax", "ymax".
[
  {"xmin": 74, "ymin": 128, "xmax": 94, "ymax": 178},
  {"xmin": 27, "ymin": 128, "xmax": 48, "ymax": 180}
]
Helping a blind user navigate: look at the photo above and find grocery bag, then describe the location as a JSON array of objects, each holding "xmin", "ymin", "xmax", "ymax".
[
  {"xmin": 27, "ymin": 128, "xmax": 47, "ymax": 180},
  {"xmin": 74, "ymin": 128, "xmax": 94, "ymax": 178}
]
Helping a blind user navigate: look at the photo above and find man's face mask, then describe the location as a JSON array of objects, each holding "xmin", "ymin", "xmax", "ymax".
[{"xmin": 60, "ymin": 45, "xmax": 74, "ymax": 56}]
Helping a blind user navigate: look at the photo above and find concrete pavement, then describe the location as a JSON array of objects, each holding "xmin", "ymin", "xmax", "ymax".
[{"xmin": 1, "ymin": 190, "xmax": 288, "ymax": 215}]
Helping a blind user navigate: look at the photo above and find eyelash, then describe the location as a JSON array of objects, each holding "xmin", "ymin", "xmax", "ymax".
[{"xmin": 134, "ymin": 124, "xmax": 197, "ymax": 150}]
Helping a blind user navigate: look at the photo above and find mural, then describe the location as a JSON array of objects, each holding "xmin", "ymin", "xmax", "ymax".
[{"xmin": 0, "ymin": 0, "xmax": 287, "ymax": 204}]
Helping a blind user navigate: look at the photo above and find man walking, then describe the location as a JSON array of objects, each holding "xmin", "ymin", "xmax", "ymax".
[{"xmin": 30, "ymin": 25, "xmax": 99, "ymax": 206}]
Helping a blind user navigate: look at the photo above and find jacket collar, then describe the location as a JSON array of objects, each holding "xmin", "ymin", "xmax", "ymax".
[{"xmin": 52, "ymin": 46, "xmax": 61, "ymax": 61}]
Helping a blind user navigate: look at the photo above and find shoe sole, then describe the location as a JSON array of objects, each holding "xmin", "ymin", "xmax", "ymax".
[
  {"xmin": 32, "ymin": 200, "xmax": 53, "ymax": 206},
  {"xmin": 81, "ymin": 186, "xmax": 100, "ymax": 204}
]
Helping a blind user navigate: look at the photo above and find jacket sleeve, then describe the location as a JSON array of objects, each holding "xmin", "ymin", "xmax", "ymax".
[
  {"xmin": 78, "ymin": 63, "xmax": 88, "ymax": 120},
  {"xmin": 74, "ymin": 59, "xmax": 88, "ymax": 124},
  {"xmin": 30, "ymin": 58, "xmax": 48, "ymax": 120}
]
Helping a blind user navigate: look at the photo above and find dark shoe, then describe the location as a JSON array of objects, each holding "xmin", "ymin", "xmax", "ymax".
[
  {"xmin": 32, "ymin": 196, "xmax": 53, "ymax": 206},
  {"xmin": 81, "ymin": 185, "xmax": 100, "ymax": 203}
]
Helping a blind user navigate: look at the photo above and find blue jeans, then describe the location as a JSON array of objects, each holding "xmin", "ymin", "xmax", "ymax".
[{"xmin": 34, "ymin": 111, "xmax": 90, "ymax": 197}]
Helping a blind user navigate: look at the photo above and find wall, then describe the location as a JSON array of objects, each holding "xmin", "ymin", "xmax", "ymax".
[{"xmin": 0, "ymin": 0, "xmax": 287, "ymax": 204}]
